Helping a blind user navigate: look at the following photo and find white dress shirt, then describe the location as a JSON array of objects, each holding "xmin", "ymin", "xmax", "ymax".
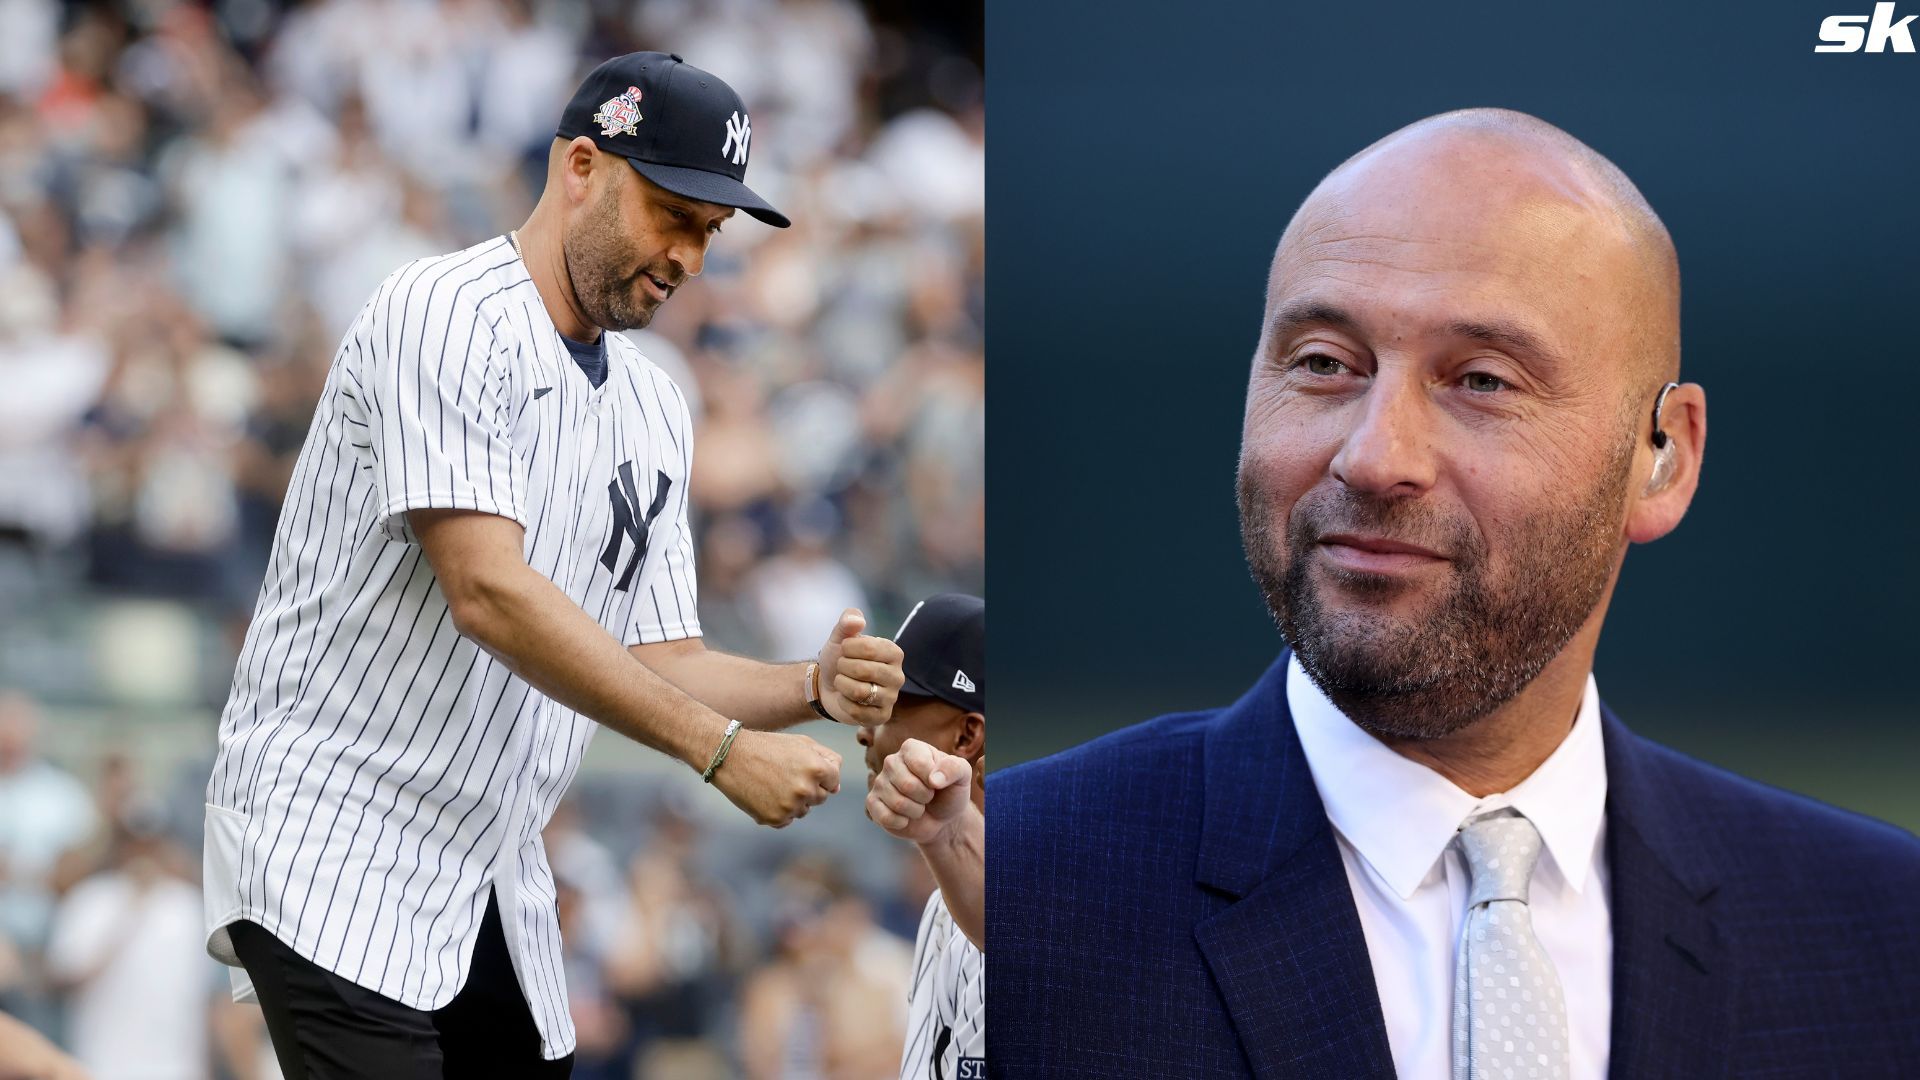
[{"xmin": 1287, "ymin": 656, "xmax": 1612, "ymax": 1080}]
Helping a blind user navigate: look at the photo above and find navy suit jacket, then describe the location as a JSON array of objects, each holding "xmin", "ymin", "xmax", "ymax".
[{"xmin": 988, "ymin": 655, "xmax": 1920, "ymax": 1078}]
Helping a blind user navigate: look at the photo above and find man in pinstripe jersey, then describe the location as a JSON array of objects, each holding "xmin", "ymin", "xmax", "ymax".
[
  {"xmin": 862, "ymin": 594, "xmax": 986, "ymax": 1079},
  {"xmin": 200, "ymin": 53, "xmax": 906, "ymax": 1078}
]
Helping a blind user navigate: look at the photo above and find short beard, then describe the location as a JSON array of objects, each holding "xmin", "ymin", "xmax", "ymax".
[
  {"xmin": 1238, "ymin": 434, "xmax": 1634, "ymax": 741},
  {"xmin": 562, "ymin": 182, "xmax": 655, "ymax": 332}
]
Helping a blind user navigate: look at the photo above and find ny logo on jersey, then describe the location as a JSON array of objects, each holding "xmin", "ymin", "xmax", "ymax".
[
  {"xmin": 602, "ymin": 461, "xmax": 672, "ymax": 592},
  {"xmin": 722, "ymin": 111, "xmax": 751, "ymax": 166}
]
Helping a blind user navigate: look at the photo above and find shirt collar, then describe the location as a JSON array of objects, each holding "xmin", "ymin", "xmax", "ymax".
[{"xmin": 1287, "ymin": 654, "xmax": 1608, "ymax": 900}]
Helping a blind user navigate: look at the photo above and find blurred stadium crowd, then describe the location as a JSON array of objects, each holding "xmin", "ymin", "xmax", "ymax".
[{"xmin": 0, "ymin": 0, "xmax": 982, "ymax": 1075}]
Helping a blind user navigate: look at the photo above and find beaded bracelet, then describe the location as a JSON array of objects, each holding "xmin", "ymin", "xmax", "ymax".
[{"xmin": 702, "ymin": 719, "xmax": 743, "ymax": 783}]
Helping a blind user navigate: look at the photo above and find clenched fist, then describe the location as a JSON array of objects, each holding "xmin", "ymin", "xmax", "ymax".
[
  {"xmin": 712, "ymin": 728, "xmax": 841, "ymax": 828},
  {"xmin": 865, "ymin": 737, "xmax": 974, "ymax": 845},
  {"xmin": 817, "ymin": 608, "xmax": 906, "ymax": 726}
]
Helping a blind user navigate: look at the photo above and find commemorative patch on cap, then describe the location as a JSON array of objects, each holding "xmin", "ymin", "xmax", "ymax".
[{"xmin": 594, "ymin": 86, "xmax": 644, "ymax": 138}]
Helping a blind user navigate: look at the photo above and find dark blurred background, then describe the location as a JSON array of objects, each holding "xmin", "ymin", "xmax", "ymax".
[{"xmin": 989, "ymin": 0, "xmax": 1920, "ymax": 833}]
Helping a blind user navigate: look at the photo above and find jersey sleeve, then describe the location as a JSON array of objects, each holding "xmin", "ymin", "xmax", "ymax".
[
  {"xmin": 627, "ymin": 370, "xmax": 701, "ymax": 644},
  {"xmin": 350, "ymin": 264, "xmax": 530, "ymax": 543}
]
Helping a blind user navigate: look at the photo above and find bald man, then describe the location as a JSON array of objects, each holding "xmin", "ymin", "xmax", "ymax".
[{"xmin": 987, "ymin": 110, "xmax": 1920, "ymax": 1079}]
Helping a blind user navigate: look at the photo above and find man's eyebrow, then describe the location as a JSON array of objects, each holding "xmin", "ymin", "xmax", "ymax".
[
  {"xmin": 1268, "ymin": 303, "xmax": 1565, "ymax": 369},
  {"xmin": 1267, "ymin": 301, "xmax": 1361, "ymax": 342},
  {"xmin": 672, "ymin": 199, "xmax": 734, "ymax": 228},
  {"xmin": 1444, "ymin": 318, "xmax": 1563, "ymax": 367}
]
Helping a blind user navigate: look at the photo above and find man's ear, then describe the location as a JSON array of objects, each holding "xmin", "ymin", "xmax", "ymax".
[
  {"xmin": 952, "ymin": 711, "xmax": 985, "ymax": 762},
  {"xmin": 1626, "ymin": 382, "xmax": 1706, "ymax": 544},
  {"xmin": 560, "ymin": 136, "xmax": 600, "ymax": 206}
]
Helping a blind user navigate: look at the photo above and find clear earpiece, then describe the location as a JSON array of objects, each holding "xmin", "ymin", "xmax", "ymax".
[
  {"xmin": 1644, "ymin": 443, "xmax": 1676, "ymax": 494},
  {"xmin": 1644, "ymin": 381, "xmax": 1680, "ymax": 495}
]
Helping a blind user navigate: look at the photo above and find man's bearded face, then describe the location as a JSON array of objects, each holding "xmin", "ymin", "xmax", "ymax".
[{"xmin": 1238, "ymin": 425, "xmax": 1634, "ymax": 738}]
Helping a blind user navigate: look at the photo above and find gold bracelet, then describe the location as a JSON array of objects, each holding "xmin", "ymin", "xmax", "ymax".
[
  {"xmin": 702, "ymin": 719, "xmax": 742, "ymax": 783},
  {"xmin": 805, "ymin": 661, "xmax": 838, "ymax": 723}
]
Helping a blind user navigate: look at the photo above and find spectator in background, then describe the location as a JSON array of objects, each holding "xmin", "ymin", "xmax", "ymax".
[
  {"xmin": 687, "ymin": 355, "xmax": 785, "ymax": 518},
  {"xmin": 79, "ymin": 285, "xmax": 251, "ymax": 602},
  {"xmin": 737, "ymin": 856, "xmax": 909, "ymax": 1080},
  {"xmin": 695, "ymin": 513, "xmax": 779, "ymax": 658},
  {"xmin": 0, "ymin": 694, "xmax": 94, "ymax": 1016},
  {"xmin": 542, "ymin": 798, "xmax": 628, "ymax": 963},
  {"xmin": 44, "ymin": 753, "xmax": 137, "ymax": 899},
  {"xmin": 746, "ymin": 501, "xmax": 873, "ymax": 662},
  {"xmin": 0, "ymin": 252, "xmax": 109, "ymax": 591},
  {"xmin": 44, "ymin": 802, "xmax": 209, "ymax": 1080},
  {"xmin": 604, "ymin": 799, "xmax": 739, "ymax": 1072},
  {"xmin": 290, "ymin": 93, "xmax": 449, "ymax": 339},
  {"xmin": 160, "ymin": 69, "xmax": 293, "ymax": 351},
  {"xmin": 543, "ymin": 796, "xmax": 634, "ymax": 1078},
  {"xmin": 554, "ymin": 871, "xmax": 630, "ymax": 1080}
]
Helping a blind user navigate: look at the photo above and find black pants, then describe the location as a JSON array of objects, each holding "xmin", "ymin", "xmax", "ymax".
[{"xmin": 229, "ymin": 891, "xmax": 573, "ymax": 1079}]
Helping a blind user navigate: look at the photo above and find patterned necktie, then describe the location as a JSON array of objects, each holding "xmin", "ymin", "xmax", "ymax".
[{"xmin": 1452, "ymin": 809, "xmax": 1570, "ymax": 1080}]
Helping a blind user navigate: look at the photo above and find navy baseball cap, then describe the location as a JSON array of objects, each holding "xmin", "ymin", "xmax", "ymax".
[
  {"xmin": 557, "ymin": 52, "xmax": 790, "ymax": 229},
  {"xmin": 893, "ymin": 593, "xmax": 985, "ymax": 714}
]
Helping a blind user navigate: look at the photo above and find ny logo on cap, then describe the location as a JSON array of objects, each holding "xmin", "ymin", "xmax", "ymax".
[{"xmin": 723, "ymin": 111, "xmax": 751, "ymax": 166}]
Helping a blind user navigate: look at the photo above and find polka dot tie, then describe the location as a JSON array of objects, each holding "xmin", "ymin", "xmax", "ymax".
[{"xmin": 1451, "ymin": 809, "xmax": 1569, "ymax": 1080}]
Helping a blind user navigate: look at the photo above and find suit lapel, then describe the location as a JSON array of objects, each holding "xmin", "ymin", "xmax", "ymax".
[
  {"xmin": 1195, "ymin": 842, "xmax": 1398, "ymax": 1078},
  {"xmin": 1602, "ymin": 709, "xmax": 1736, "ymax": 1079},
  {"xmin": 1192, "ymin": 656, "xmax": 1396, "ymax": 1079}
]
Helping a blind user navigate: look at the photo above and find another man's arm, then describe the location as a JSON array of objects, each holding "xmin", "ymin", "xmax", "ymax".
[
  {"xmin": 411, "ymin": 509, "xmax": 838, "ymax": 827},
  {"xmin": 868, "ymin": 739, "xmax": 984, "ymax": 951},
  {"xmin": 629, "ymin": 612, "xmax": 905, "ymax": 732},
  {"xmin": 0, "ymin": 1011, "xmax": 87, "ymax": 1080}
]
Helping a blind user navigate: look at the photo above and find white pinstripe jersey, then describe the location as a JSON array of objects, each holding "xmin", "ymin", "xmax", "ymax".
[
  {"xmin": 202, "ymin": 236, "xmax": 699, "ymax": 1059},
  {"xmin": 901, "ymin": 890, "xmax": 985, "ymax": 1080}
]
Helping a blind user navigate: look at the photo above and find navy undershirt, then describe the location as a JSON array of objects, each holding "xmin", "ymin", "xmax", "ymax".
[{"xmin": 561, "ymin": 332, "xmax": 608, "ymax": 389}]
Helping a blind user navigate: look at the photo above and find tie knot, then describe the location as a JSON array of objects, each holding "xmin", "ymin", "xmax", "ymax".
[{"xmin": 1456, "ymin": 809, "xmax": 1544, "ymax": 907}]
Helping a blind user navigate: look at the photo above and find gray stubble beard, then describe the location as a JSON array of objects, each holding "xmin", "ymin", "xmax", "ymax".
[
  {"xmin": 562, "ymin": 185, "xmax": 655, "ymax": 333},
  {"xmin": 1237, "ymin": 435, "xmax": 1633, "ymax": 741}
]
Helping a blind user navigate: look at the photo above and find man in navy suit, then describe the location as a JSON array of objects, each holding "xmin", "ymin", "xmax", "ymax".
[{"xmin": 988, "ymin": 109, "xmax": 1920, "ymax": 1078}]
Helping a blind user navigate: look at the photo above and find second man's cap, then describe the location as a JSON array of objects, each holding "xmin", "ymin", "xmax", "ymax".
[{"xmin": 893, "ymin": 593, "xmax": 985, "ymax": 714}]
